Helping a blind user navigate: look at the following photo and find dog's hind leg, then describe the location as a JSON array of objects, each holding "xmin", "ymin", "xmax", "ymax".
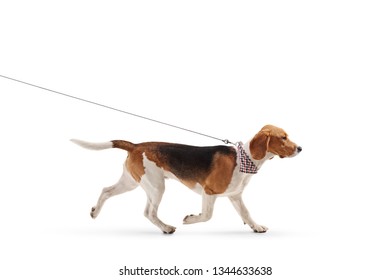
[
  {"xmin": 138, "ymin": 157, "xmax": 176, "ymax": 234},
  {"xmin": 90, "ymin": 165, "xmax": 139, "ymax": 219},
  {"xmin": 140, "ymin": 174, "xmax": 176, "ymax": 234},
  {"xmin": 143, "ymin": 191, "xmax": 176, "ymax": 234}
]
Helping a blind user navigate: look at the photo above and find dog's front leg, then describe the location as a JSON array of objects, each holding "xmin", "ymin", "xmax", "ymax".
[
  {"xmin": 229, "ymin": 193, "xmax": 268, "ymax": 233},
  {"xmin": 183, "ymin": 192, "xmax": 217, "ymax": 224}
]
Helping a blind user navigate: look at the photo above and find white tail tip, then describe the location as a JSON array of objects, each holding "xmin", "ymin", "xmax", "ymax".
[{"xmin": 70, "ymin": 139, "xmax": 113, "ymax": 150}]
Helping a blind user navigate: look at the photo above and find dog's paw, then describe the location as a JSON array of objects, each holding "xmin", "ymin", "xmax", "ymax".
[
  {"xmin": 252, "ymin": 224, "xmax": 268, "ymax": 233},
  {"xmin": 183, "ymin": 214, "xmax": 200, "ymax": 224},
  {"xmin": 183, "ymin": 214, "xmax": 193, "ymax": 224},
  {"xmin": 90, "ymin": 207, "xmax": 98, "ymax": 219},
  {"xmin": 162, "ymin": 225, "xmax": 176, "ymax": 234}
]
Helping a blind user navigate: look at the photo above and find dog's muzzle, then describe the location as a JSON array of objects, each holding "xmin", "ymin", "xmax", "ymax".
[{"xmin": 288, "ymin": 146, "xmax": 302, "ymax": 158}]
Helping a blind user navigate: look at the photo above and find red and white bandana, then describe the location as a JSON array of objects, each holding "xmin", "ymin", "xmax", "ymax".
[{"xmin": 237, "ymin": 142, "xmax": 258, "ymax": 174}]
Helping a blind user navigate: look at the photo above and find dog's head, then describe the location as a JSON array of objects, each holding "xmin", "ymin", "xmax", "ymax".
[{"xmin": 249, "ymin": 125, "xmax": 302, "ymax": 160}]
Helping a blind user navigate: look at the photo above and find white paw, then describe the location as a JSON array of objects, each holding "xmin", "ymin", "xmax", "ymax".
[
  {"xmin": 162, "ymin": 225, "xmax": 176, "ymax": 234},
  {"xmin": 90, "ymin": 207, "xmax": 99, "ymax": 219},
  {"xmin": 183, "ymin": 214, "xmax": 201, "ymax": 224},
  {"xmin": 252, "ymin": 224, "xmax": 268, "ymax": 233}
]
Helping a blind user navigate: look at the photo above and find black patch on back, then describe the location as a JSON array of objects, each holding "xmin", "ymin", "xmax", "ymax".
[{"xmin": 156, "ymin": 144, "xmax": 236, "ymax": 180}]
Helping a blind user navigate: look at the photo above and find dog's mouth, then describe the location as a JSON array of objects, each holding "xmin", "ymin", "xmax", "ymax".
[{"xmin": 281, "ymin": 146, "xmax": 303, "ymax": 159}]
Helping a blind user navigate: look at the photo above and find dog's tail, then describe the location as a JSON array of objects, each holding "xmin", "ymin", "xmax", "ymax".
[{"xmin": 70, "ymin": 139, "xmax": 135, "ymax": 152}]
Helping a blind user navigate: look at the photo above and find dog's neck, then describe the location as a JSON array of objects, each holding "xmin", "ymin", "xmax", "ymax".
[{"xmin": 243, "ymin": 141, "xmax": 275, "ymax": 170}]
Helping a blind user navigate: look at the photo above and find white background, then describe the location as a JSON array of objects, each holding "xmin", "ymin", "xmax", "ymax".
[{"xmin": 1, "ymin": 0, "xmax": 389, "ymax": 279}]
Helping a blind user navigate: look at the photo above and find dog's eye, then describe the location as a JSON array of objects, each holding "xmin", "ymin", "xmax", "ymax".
[{"xmin": 281, "ymin": 136, "xmax": 287, "ymax": 140}]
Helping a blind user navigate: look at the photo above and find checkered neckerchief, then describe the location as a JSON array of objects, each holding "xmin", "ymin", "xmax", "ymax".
[{"xmin": 237, "ymin": 142, "xmax": 258, "ymax": 174}]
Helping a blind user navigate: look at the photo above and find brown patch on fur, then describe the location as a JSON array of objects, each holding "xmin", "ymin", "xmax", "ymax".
[
  {"xmin": 250, "ymin": 125, "xmax": 298, "ymax": 159},
  {"xmin": 268, "ymin": 135, "xmax": 297, "ymax": 158},
  {"xmin": 141, "ymin": 143, "xmax": 172, "ymax": 171},
  {"xmin": 125, "ymin": 150, "xmax": 145, "ymax": 182},
  {"xmin": 112, "ymin": 140, "xmax": 145, "ymax": 182},
  {"xmin": 249, "ymin": 130, "xmax": 270, "ymax": 160},
  {"xmin": 180, "ymin": 179, "xmax": 198, "ymax": 189},
  {"xmin": 203, "ymin": 152, "xmax": 237, "ymax": 195},
  {"xmin": 112, "ymin": 140, "xmax": 135, "ymax": 151}
]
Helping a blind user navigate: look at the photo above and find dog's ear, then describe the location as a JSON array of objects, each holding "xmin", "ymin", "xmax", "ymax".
[{"xmin": 250, "ymin": 129, "xmax": 270, "ymax": 160}]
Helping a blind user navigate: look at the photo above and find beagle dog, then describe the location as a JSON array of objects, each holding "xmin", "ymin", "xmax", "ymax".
[{"xmin": 71, "ymin": 124, "xmax": 301, "ymax": 234}]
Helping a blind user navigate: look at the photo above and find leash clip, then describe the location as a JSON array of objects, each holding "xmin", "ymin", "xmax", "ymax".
[{"xmin": 222, "ymin": 139, "xmax": 238, "ymax": 145}]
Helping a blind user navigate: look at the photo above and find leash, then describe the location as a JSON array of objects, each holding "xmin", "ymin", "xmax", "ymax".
[{"xmin": 0, "ymin": 74, "xmax": 236, "ymax": 145}]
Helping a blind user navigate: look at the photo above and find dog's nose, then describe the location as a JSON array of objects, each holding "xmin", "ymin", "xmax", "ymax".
[{"xmin": 297, "ymin": 146, "xmax": 302, "ymax": 153}]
